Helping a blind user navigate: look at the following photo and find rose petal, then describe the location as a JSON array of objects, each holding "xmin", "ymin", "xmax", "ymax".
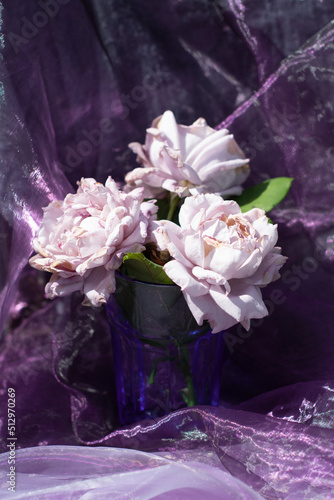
[
  {"xmin": 163, "ymin": 260, "xmax": 209, "ymax": 297},
  {"xmin": 187, "ymin": 130, "xmax": 244, "ymax": 169},
  {"xmin": 209, "ymin": 281, "xmax": 268, "ymax": 326},
  {"xmin": 182, "ymin": 291, "xmax": 237, "ymax": 333},
  {"xmin": 45, "ymin": 274, "xmax": 84, "ymax": 299},
  {"xmin": 192, "ymin": 266, "xmax": 230, "ymax": 289},
  {"xmin": 244, "ymin": 248, "xmax": 288, "ymax": 286},
  {"xmin": 83, "ymin": 267, "xmax": 116, "ymax": 306},
  {"xmin": 178, "ymin": 117, "xmax": 216, "ymax": 158},
  {"xmin": 127, "ymin": 113, "xmax": 248, "ymax": 197}
]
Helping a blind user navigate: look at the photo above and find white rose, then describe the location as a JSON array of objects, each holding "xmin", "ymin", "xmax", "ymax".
[
  {"xmin": 125, "ymin": 110, "xmax": 249, "ymax": 198},
  {"xmin": 152, "ymin": 193, "xmax": 287, "ymax": 333},
  {"xmin": 29, "ymin": 177, "xmax": 157, "ymax": 306}
]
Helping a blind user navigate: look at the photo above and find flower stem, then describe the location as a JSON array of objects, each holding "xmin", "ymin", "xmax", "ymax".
[
  {"xmin": 166, "ymin": 194, "xmax": 180, "ymax": 221},
  {"xmin": 179, "ymin": 344, "xmax": 197, "ymax": 407}
]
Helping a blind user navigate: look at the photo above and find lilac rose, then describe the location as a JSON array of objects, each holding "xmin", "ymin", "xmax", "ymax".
[
  {"xmin": 125, "ymin": 110, "xmax": 250, "ymax": 198},
  {"xmin": 29, "ymin": 177, "xmax": 157, "ymax": 306},
  {"xmin": 152, "ymin": 194, "xmax": 287, "ymax": 333}
]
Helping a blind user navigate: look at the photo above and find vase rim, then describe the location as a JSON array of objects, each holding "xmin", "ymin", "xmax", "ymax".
[{"xmin": 115, "ymin": 270, "xmax": 178, "ymax": 288}]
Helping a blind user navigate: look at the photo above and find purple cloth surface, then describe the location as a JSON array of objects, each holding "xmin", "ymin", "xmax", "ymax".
[
  {"xmin": 0, "ymin": 446, "xmax": 264, "ymax": 499},
  {"xmin": 1, "ymin": 1, "xmax": 334, "ymax": 498}
]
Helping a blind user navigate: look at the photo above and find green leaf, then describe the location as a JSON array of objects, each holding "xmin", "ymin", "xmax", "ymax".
[
  {"xmin": 156, "ymin": 195, "xmax": 181, "ymax": 223},
  {"xmin": 148, "ymin": 362, "xmax": 158, "ymax": 385},
  {"xmin": 156, "ymin": 198, "xmax": 170, "ymax": 220},
  {"xmin": 181, "ymin": 388, "xmax": 190, "ymax": 406},
  {"xmin": 120, "ymin": 252, "xmax": 174, "ymax": 285},
  {"xmin": 148, "ymin": 354, "xmax": 176, "ymax": 384},
  {"xmin": 234, "ymin": 177, "xmax": 293, "ymax": 213}
]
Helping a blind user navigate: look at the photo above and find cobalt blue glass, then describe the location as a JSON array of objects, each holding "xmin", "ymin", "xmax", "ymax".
[{"xmin": 106, "ymin": 273, "xmax": 225, "ymax": 426}]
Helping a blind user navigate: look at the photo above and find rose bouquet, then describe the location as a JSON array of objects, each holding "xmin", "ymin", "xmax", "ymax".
[{"xmin": 29, "ymin": 111, "xmax": 292, "ymax": 424}]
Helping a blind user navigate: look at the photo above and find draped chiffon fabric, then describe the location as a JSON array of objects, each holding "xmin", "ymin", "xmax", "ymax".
[{"xmin": 1, "ymin": 1, "xmax": 334, "ymax": 498}]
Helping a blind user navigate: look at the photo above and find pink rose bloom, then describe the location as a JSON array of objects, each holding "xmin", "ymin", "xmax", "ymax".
[
  {"xmin": 29, "ymin": 177, "xmax": 157, "ymax": 306},
  {"xmin": 125, "ymin": 110, "xmax": 249, "ymax": 198},
  {"xmin": 152, "ymin": 194, "xmax": 287, "ymax": 333}
]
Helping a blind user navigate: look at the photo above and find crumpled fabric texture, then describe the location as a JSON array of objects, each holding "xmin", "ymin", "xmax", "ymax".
[
  {"xmin": 0, "ymin": 1, "xmax": 334, "ymax": 498},
  {"xmin": 0, "ymin": 446, "xmax": 265, "ymax": 499}
]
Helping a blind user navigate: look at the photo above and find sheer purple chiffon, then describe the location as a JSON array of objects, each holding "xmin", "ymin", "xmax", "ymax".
[
  {"xmin": 0, "ymin": 446, "xmax": 265, "ymax": 499},
  {"xmin": 1, "ymin": 1, "xmax": 334, "ymax": 498}
]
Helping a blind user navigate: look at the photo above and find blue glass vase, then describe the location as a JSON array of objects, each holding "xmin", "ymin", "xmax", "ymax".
[{"xmin": 106, "ymin": 273, "xmax": 225, "ymax": 426}]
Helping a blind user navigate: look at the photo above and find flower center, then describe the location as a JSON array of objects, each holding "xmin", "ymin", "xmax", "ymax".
[
  {"xmin": 203, "ymin": 236, "xmax": 222, "ymax": 257},
  {"xmin": 219, "ymin": 214, "xmax": 251, "ymax": 239},
  {"xmin": 202, "ymin": 214, "xmax": 253, "ymax": 257}
]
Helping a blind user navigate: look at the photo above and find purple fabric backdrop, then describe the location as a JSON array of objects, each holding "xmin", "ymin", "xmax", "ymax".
[{"xmin": 1, "ymin": 1, "xmax": 334, "ymax": 498}]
